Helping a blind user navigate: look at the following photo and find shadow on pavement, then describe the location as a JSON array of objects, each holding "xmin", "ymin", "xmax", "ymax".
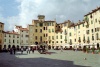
[
  {"xmin": 0, "ymin": 53, "xmax": 91, "ymax": 67},
  {"xmin": 15, "ymin": 53, "xmax": 28, "ymax": 55}
]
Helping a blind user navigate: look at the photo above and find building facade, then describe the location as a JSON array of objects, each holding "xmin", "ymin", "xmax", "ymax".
[
  {"xmin": 1, "ymin": 7, "xmax": 100, "ymax": 50},
  {"xmin": 27, "ymin": 24, "xmax": 34, "ymax": 45},
  {"xmin": 0, "ymin": 22, "xmax": 4, "ymax": 50},
  {"xmin": 3, "ymin": 31, "xmax": 20, "ymax": 49},
  {"xmin": 32, "ymin": 15, "xmax": 56, "ymax": 47}
]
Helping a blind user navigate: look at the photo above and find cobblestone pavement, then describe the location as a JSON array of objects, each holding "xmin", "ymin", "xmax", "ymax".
[{"xmin": 0, "ymin": 50, "xmax": 100, "ymax": 67}]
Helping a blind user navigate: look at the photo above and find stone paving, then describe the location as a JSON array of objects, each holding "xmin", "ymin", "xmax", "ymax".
[{"xmin": 0, "ymin": 50, "xmax": 100, "ymax": 67}]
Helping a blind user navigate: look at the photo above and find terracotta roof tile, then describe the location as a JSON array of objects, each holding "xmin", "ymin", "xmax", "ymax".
[
  {"xmin": 19, "ymin": 28, "xmax": 28, "ymax": 31},
  {"xmin": 84, "ymin": 7, "xmax": 100, "ymax": 16},
  {"xmin": 3, "ymin": 31, "xmax": 19, "ymax": 35}
]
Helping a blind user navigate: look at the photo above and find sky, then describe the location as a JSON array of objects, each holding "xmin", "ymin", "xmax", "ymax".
[{"xmin": 0, "ymin": 0, "xmax": 100, "ymax": 31}]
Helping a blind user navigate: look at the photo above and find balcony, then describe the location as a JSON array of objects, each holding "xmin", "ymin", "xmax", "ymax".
[
  {"xmin": 78, "ymin": 40, "xmax": 81, "ymax": 43},
  {"xmin": 86, "ymin": 24, "xmax": 89, "ymax": 28},
  {"xmin": 83, "ymin": 39, "xmax": 85, "ymax": 43},
  {"xmin": 87, "ymin": 40, "xmax": 90, "ymax": 44},
  {"xmin": 86, "ymin": 31, "xmax": 89, "ymax": 34}
]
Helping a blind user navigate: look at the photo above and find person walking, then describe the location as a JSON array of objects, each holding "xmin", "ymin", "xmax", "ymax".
[
  {"xmin": 60, "ymin": 46, "xmax": 63, "ymax": 52},
  {"xmin": 21, "ymin": 47, "xmax": 24, "ymax": 54},
  {"xmin": 32, "ymin": 47, "xmax": 34, "ymax": 53},
  {"xmin": 26, "ymin": 47, "xmax": 31, "ymax": 54}
]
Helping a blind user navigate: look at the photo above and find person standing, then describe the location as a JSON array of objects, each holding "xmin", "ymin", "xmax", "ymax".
[
  {"xmin": 10, "ymin": 48, "xmax": 13, "ymax": 55},
  {"xmin": 12, "ymin": 45, "xmax": 16, "ymax": 54}
]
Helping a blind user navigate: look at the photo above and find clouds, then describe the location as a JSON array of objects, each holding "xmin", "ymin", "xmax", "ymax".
[{"xmin": 0, "ymin": 0, "xmax": 100, "ymax": 31}]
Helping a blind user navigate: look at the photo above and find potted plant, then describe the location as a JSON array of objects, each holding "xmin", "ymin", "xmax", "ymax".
[
  {"xmin": 86, "ymin": 47, "xmax": 89, "ymax": 53},
  {"xmin": 98, "ymin": 47, "xmax": 100, "ymax": 54},
  {"xmin": 91, "ymin": 47, "xmax": 95, "ymax": 54}
]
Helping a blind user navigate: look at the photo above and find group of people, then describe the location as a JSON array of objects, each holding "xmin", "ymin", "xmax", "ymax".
[
  {"xmin": 20, "ymin": 47, "xmax": 32, "ymax": 54},
  {"xmin": 8, "ymin": 46, "xmax": 35, "ymax": 55}
]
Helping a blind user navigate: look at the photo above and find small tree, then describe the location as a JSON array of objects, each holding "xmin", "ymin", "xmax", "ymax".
[
  {"xmin": 91, "ymin": 45, "xmax": 95, "ymax": 54},
  {"xmin": 86, "ymin": 47, "xmax": 89, "ymax": 53}
]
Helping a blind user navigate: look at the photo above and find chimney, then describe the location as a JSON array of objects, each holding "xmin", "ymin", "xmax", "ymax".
[{"xmin": 12, "ymin": 30, "xmax": 14, "ymax": 33}]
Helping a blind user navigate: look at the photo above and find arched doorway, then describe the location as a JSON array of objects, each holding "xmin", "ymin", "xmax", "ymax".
[
  {"xmin": 97, "ymin": 43, "xmax": 99, "ymax": 49},
  {"xmin": 8, "ymin": 45, "xmax": 11, "ymax": 49},
  {"xmin": 35, "ymin": 42, "xmax": 38, "ymax": 45}
]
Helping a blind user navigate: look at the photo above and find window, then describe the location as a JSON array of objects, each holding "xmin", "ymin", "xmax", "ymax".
[
  {"xmin": 95, "ymin": 28, "xmax": 97, "ymax": 32},
  {"xmin": 92, "ymin": 36, "xmax": 94, "ymax": 40},
  {"xmin": 45, "ymin": 23, "xmax": 46, "ymax": 26},
  {"xmin": 91, "ymin": 20, "xmax": 93, "ymax": 24},
  {"xmin": 60, "ymin": 35, "xmax": 62, "ymax": 39},
  {"xmin": 5, "ymin": 34, "xmax": 6, "ymax": 37},
  {"xmin": 1, "ymin": 25, "xmax": 2, "ymax": 28},
  {"xmin": 9, "ymin": 39, "xmax": 10, "ymax": 43},
  {"xmin": 91, "ymin": 29, "xmax": 93, "ymax": 33},
  {"xmin": 75, "ymin": 39, "xmax": 76, "ymax": 42},
  {"xmin": 17, "ymin": 35, "xmax": 19, "ymax": 38},
  {"xmin": 90, "ymin": 14, "xmax": 92, "ymax": 18},
  {"xmin": 50, "ymin": 23, "xmax": 51, "ymax": 26},
  {"xmin": 86, "ymin": 30, "xmax": 89, "ymax": 34},
  {"xmin": 26, "ymin": 31, "xmax": 28, "ymax": 33},
  {"xmin": 64, "ymin": 23, "xmax": 66, "ymax": 26},
  {"xmin": 9, "ymin": 34, "xmax": 11, "ymax": 37},
  {"xmin": 40, "ymin": 29, "xmax": 42, "ymax": 32},
  {"xmin": 56, "ymin": 36, "xmax": 58, "ymax": 39},
  {"xmin": 52, "ymin": 36, "xmax": 54, "ymax": 40},
  {"xmin": 26, "ymin": 35, "xmax": 29, "ymax": 37},
  {"xmin": 22, "ymin": 34, "xmax": 23, "ymax": 37},
  {"xmin": 83, "ymin": 24, "xmax": 84, "ymax": 27},
  {"xmin": 69, "ymin": 33, "xmax": 71, "ymax": 36},
  {"xmin": 61, "ymin": 41, "xmax": 62, "ymax": 43},
  {"xmin": 78, "ymin": 25, "xmax": 80, "ymax": 29},
  {"xmin": 65, "ymin": 30, "xmax": 67, "ymax": 34},
  {"xmin": 46, "ymin": 34, "xmax": 48, "ymax": 37},
  {"xmin": 5, "ymin": 39, "xmax": 6, "ymax": 42},
  {"xmin": 65, "ymin": 36, "xmax": 67, "ymax": 39},
  {"xmin": 96, "ymin": 33, "xmax": 99, "ymax": 40},
  {"xmin": 43, "ymin": 27, "xmax": 45, "ymax": 30},
  {"xmin": 35, "ymin": 36, "xmax": 37, "ymax": 40},
  {"xmin": 46, "ymin": 27, "xmax": 47, "ymax": 30},
  {"xmin": 44, "ymin": 34, "xmax": 45, "ymax": 37},
  {"xmin": 49, "ymin": 29, "xmax": 51, "ymax": 33},
  {"xmin": 56, "ymin": 41, "xmax": 58, "ymax": 43},
  {"xmin": 52, "ymin": 29, "xmax": 54, "ymax": 32},
  {"xmin": 13, "ymin": 35, "xmax": 15, "ymax": 38},
  {"xmin": 35, "ymin": 29, "xmax": 37, "ymax": 32},
  {"xmin": 49, "ymin": 36, "xmax": 50, "ymax": 39},
  {"xmin": 52, "ymin": 23, "xmax": 54, "ymax": 26},
  {"xmin": 87, "ymin": 37, "xmax": 90, "ymax": 41},
  {"xmin": 17, "ymin": 40, "xmax": 19, "ymax": 43},
  {"xmin": 99, "ymin": 20, "xmax": 100, "ymax": 24},
  {"xmin": 21, "ymin": 40, "xmax": 23, "ymax": 43},
  {"xmin": 39, "ymin": 23, "xmax": 43, "ymax": 27},
  {"xmin": 95, "ymin": 19, "xmax": 97, "ymax": 22},
  {"xmin": 26, "ymin": 40, "xmax": 28, "ymax": 43},
  {"xmin": 52, "ymin": 41, "xmax": 54, "ymax": 43},
  {"xmin": 13, "ymin": 40, "xmax": 14, "ymax": 43}
]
